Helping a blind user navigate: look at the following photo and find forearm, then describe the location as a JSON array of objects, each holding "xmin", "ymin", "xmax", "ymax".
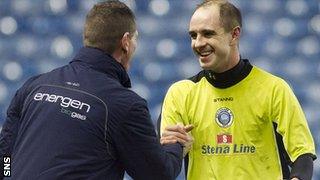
[
  {"xmin": 115, "ymin": 131, "xmax": 183, "ymax": 180},
  {"xmin": 113, "ymin": 100, "xmax": 184, "ymax": 179},
  {"xmin": 151, "ymin": 143, "xmax": 183, "ymax": 180}
]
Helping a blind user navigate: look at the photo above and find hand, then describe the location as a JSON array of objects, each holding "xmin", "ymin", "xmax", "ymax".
[
  {"xmin": 160, "ymin": 124, "xmax": 194, "ymax": 156},
  {"xmin": 291, "ymin": 178, "xmax": 299, "ymax": 180},
  {"xmin": 160, "ymin": 124, "xmax": 193, "ymax": 145}
]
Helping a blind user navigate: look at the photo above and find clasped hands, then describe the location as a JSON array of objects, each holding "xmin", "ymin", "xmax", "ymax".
[{"xmin": 160, "ymin": 123, "xmax": 194, "ymax": 157}]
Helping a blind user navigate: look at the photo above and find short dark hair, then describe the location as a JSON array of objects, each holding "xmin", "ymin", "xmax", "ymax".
[
  {"xmin": 83, "ymin": 0, "xmax": 136, "ymax": 54},
  {"xmin": 196, "ymin": 0, "xmax": 242, "ymax": 32}
]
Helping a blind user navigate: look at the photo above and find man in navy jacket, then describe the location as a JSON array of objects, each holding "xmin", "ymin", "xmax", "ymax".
[{"xmin": 0, "ymin": 1, "xmax": 192, "ymax": 179}]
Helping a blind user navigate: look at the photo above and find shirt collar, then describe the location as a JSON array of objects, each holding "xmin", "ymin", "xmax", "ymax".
[{"xmin": 205, "ymin": 59, "xmax": 253, "ymax": 88}]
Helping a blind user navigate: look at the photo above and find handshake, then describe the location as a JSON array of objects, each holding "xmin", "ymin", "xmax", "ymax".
[{"xmin": 160, "ymin": 124, "xmax": 194, "ymax": 157}]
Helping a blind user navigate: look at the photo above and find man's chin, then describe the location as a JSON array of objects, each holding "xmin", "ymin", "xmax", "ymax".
[{"xmin": 200, "ymin": 63, "xmax": 213, "ymax": 70}]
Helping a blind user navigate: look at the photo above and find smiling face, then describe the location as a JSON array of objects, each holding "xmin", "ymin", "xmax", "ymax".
[{"xmin": 189, "ymin": 4, "xmax": 239, "ymax": 73}]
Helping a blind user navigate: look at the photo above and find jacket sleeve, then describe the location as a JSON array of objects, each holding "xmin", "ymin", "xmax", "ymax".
[
  {"xmin": 0, "ymin": 91, "xmax": 22, "ymax": 151},
  {"xmin": 0, "ymin": 89, "xmax": 24, "ymax": 180},
  {"xmin": 110, "ymin": 98, "xmax": 183, "ymax": 180},
  {"xmin": 0, "ymin": 76, "xmax": 38, "ymax": 180}
]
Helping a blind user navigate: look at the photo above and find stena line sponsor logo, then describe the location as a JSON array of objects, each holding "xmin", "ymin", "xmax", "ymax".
[
  {"xmin": 33, "ymin": 92, "xmax": 90, "ymax": 120},
  {"xmin": 202, "ymin": 144, "xmax": 256, "ymax": 155}
]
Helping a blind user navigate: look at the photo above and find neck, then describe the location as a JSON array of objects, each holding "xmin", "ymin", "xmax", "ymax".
[
  {"xmin": 112, "ymin": 49, "xmax": 129, "ymax": 70},
  {"xmin": 112, "ymin": 49, "xmax": 123, "ymax": 64},
  {"xmin": 214, "ymin": 48, "xmax": 240, "ymax": 73}
]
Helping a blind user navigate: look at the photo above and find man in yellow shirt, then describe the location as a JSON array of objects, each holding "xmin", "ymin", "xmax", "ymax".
[{"xmin": 159, "ymin": 0, "xmax": 316, "ymax": 179}]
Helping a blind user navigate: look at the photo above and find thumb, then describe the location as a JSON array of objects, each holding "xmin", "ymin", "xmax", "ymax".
[{"xmin": 184, "ymin": 124, "xmax": 194, "ymax": 132}]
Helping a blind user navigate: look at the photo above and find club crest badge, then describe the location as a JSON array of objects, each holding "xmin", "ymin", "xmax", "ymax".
[{"xmin": 215, "ymin": 107, "xmax": 233, "ymax": 128}]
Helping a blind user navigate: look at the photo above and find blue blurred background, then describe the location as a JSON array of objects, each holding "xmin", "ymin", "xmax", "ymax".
[{"xmin": 0, "ymin": 0, "xmax": 319, "ymax": 179}]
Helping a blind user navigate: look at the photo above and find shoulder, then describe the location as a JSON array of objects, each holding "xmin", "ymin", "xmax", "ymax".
[
  {"xmin": 251, "ymin": 66, "xmax": 281, "ymax": 81},
  {"xmin": 167, "ymin": 70, "xmax": 206, "ymax": 92},
  {"xmin": 22, "ymin": 65, "xmax": 69, "ymax": 87},
  {"xmin": 107, "ymin": 86, "xmax": 148, "ymax": 112},
  {"xmin": 18, "ymin": 74, "xmax": 44, "ymax": 93},
  {"xmin": 163, "ymin": 80, "xmax": 196, "ymax": 101},
  {"xmin": 250, "ymin": 66, "xmax": 288, "ymax": 87},
  {"xmin": 108, "ymin": 88, "xmax": 150, "ymax": 126},
  {"xmin": 124, "ymin": 88, "xmax": 147, "ymax": 105},
  {"xmin": 164, "ymin": 70, "xmax": 208, "ymax": 99},
  {"xmin": 250, "ymin": 66, "xmax": 294, "ymax": 96},
  {"xmin": 169, "ymin": 79, "xmax": 195, "ymax": 91}
]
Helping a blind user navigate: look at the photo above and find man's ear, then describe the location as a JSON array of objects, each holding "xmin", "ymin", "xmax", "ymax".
[
  {"xmin": 121, "ymin": 32, "xmax": 130, "ymax": 53},
  {"xmin": 230, "ymin": 26, "xmax": 241, "ymax": 45}
]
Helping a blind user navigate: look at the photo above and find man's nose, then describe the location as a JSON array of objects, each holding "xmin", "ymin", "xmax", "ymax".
[{"xmin": 194, "ymin": 36, "xmax": 206, "ymax": 48}]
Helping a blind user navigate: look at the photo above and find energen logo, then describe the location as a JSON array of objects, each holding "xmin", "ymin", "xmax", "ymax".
[{"xmin": 33, "ymin": 92, "xmax": 91, "ymax": 113}]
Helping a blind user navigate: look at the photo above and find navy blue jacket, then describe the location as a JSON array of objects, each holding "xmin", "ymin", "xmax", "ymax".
[{"xmin": 0, "ymin": 47, "xmax": 182, "ymax": 180}]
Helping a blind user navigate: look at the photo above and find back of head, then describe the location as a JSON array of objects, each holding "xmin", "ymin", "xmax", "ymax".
[
  {"xmin": 196, "ymin": 0, "xmax": 242, "ymax": 32},
  {"xmin": 83, "ymin": 0, "xmax": 136, "ymax": 54}
]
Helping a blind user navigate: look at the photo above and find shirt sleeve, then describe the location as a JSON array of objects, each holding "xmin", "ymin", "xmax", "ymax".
[
  {"xmin": 271, "ymin": 79, "xmax": 316, "ymax": 162},
  {"xmin": 160, "ymin": 81, "xmax": 193, "ymax": 135},
  {"xmin": 110, "ymin": 98, "xmax": 183, "ymax": 180}
]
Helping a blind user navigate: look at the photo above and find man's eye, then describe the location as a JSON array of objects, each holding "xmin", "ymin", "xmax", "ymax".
[
  {"xmin": 189, "ymin": 33, "xmax": 197, "ymax": 39},
  {"xmin": 204, "ymin": 32, "xmax": 214, "ymax": 37}
]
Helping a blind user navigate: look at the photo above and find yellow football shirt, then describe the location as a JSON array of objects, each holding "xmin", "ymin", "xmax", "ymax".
[{"xmin": 160, "ymin": 66, "xmax": 316, "ymax": 180}]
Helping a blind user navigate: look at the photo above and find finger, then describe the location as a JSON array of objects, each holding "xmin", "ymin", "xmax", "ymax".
[
  {"xmin": 161, "ymin": 135, "xmax": 187, "ymax": 143},
  {"xmin": 165, "ymin": 125, "xmax": 186, "ymax": 135},
  {"xmin": 184, "ymin": 124, "xmax": 194, "ymax": 132},
  {"xmin": 161, "ymin": 135, "xmax": 187, "ymax": 144},
  {"xmin": 176, "ymin": 138, "xmax": 187, "ymax": 145},
  {"xmin": 162, "ymin": 131, "xmax": 189, "ymax": 141},
  {"xmin": 186, "ymin": 134, "xmax": 194, "ymax": 143},
  {"xmin": 160, "ymin": 139, "xmax": 177, "ymax": 145}
]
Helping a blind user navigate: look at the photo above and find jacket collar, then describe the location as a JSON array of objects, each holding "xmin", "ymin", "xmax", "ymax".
[{"xmin": 70, "ymin": 47, "xmax": 131, "ymax": 88}]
